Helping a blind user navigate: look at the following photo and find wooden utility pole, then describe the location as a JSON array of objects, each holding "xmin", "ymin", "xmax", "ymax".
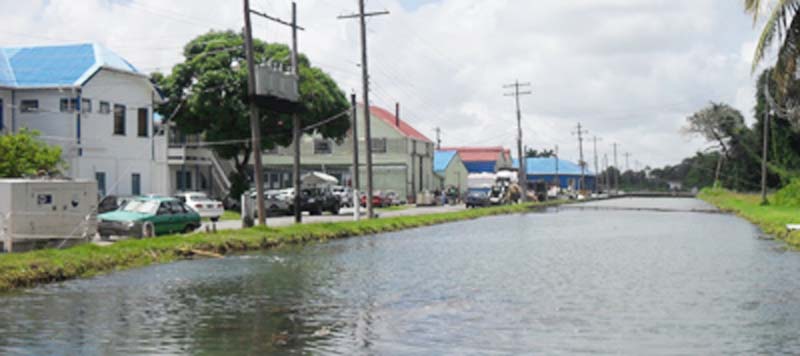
[
  {"xmin": 243, "ymin": 0, "xmax": 267, "ymax": 226},
  {"xmin": 351, "ymin": 93, "xmax": 361, "ymax": 220},
  {"xmin": 623, "ymin": 152, "xmax": 632, "ymax": 172},
  {"xmin": 592, "ymin": 136, "xmax": 601, "ymax": 193},
  {"xmin": 339, "ymin": 1, "xmax": 389, "ymax": 219},
  {"xmin": 554, "ymin": 145, "xmax": 560, "ymax": 192},
  {"xmin": 435, "ymin": 127, "xmax": 441, "ymax": 149},
  {"xmin": 761, "ymin": 105, "xmax": 770, "ymax": 205},
  {"xmin": 573, "ymin": 123, "xmax": 588, "ymax": 192},
  {"xmin": 503, "ymin": 80, "xmax": 532, "ymax": 200},
  {"xmin": 603, "ymin": 153, "xmax": 611, "ymax": 193},
  {"xmin": 248, "ymin": 2, "xmax": 306, "ymax": 223},
  {"xmin": 291, "ymin": 3, "xmax": 302, "ymax": 223}
]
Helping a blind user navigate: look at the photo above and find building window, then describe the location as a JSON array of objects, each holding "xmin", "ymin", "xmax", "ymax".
[
  {"xmin": 113, "ymin": 104, "xmax": 126, "ymax": 135},
  {"xmin": 81, "ymin": 99, "xmax": 92, "ymax": 113},
  {"xmin": 371, "ymin": 138, "xmax": 387, "ymax": 153},
  {"xmin": 99, "ymin": 101, "xmax": 110, "ymax": 114},
  {"xmin": 60, "ymin": 98, "xmax": 78, "ymax": 113},
  {"xmin": 137, "ymin": 108, "xmax": 148, "ymax": 137},
  {"xmin": 131, "ymin": 173, "xmax": 141, "ymax": 195},
  {"xmin": 20, "ymin": 100, "xmax": 39, "ymax": 113},
  {"xmin": 313, "ymin": 139, "xmax": 332, "ymax": 154},
  {"xmin": 176, "ymin": 171, "xmax": 192, "ymax": 191},
  {"xmin": 96, "ymin": 172, "xmax": 107, "ymax": 196}
]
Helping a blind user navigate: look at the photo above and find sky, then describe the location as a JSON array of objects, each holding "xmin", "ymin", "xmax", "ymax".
[{"xmin": 0, "ymin": 0, "xmax": 772, "ymax": 169}]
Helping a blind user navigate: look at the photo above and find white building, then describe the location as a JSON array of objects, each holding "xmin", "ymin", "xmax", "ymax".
[{"xmin": 0, "ymin": 43, "xmax": 169, "ymax": 196}]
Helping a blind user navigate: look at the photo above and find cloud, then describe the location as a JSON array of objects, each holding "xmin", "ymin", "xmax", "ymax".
[{"xmin": 0, "ymin": 0, "xmax": 764, "ymax": 167}]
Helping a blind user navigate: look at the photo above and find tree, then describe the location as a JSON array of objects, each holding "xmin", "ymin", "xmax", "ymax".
[
  {"xmin": 154, "ymin": 30, "xmax": 351, "ymax": 198},
  {"xmin": 525, "ymin": 148, "xmax": 555, "ymax": 158},
  {"xmin": 745, "ymin": 1, "xmax": 800, "ymax": 93},
  {"xmin": 0, "ymin": 129, "xmax": 63, "ymax": 177},
  {"xmin": 683, "ymin": 102, "xmax": 748, "ymax": 185}
]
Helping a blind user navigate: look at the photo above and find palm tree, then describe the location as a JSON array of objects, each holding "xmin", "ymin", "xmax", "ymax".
[{"xmin": 746, "ymin": 0, "xmax": 800, "ymax": 92}]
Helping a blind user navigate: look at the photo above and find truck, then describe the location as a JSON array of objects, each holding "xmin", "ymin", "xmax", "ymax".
[
  {"xmin": 0, "ymin": 179, "xmax": 98, "ymax": 252},
  {"xmin": 465, "ymin": 173, "xmax": 495, "ymax": 208}
]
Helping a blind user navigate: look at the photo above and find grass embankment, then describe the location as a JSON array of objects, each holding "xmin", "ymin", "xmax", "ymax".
[
  {"xmin": 0, "ymin": 201, "xmax": 563, "ymax": 292},
  {"xmin": 699, "ymin": 188, "xmax": 800, "ymax": 246}
]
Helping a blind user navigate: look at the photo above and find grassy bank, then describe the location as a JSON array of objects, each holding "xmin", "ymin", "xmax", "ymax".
[
  {"xmin": 0, "ymin": 200, "xmax": 564, "ymax": 293},
  {"xmin": 698, "ymin": 188, "xmax": 800, "ymax": 246}
]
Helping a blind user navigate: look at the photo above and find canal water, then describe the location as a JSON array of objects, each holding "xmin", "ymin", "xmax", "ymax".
[{"xmin": 2, "ymin": 198, "xmax": 800, "ymax": 355}]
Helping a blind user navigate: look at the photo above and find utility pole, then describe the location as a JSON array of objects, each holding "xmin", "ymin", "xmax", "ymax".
[
  {"xmin": 351, "ymin": 93, "xmax": 361, "ymax": 220},
  {"xmin": 612, "ymin": 143, "xmax": 619, "ymax": 193},
  {"xmin": 243, "ymin": 0, "xmax": 267, "ymax": 226},
  {"xmin": 435, "ymin": 127, "xmax": 442, "ymax": 150},
  {"xmin": 592, "ymin": 136, "xmax": 601, "ymax": 193},
  {"xmin": 339, "ymin": 1, "xmax": 388, "ymax": 219},
  {"xmin": 761, "ymin": 105, "xmax": 770, "ymax": 205},
  {"xmin": 573, "ymin": 123, "xmax": 588, "ymax": 192},
  {"xmin": 603, "ymin": 153, "xmax": 611, "ymax": 194},
  {"xmin": 554, "ymin": 145, "xmax": 560, "ymax": 193},
  {"xmin": 503, "ymin": 80, "xmax": 532, "ymax": 201},
  {"xmin": 248, "ymin": 3, "xmax": 306, "ymax": 223}
]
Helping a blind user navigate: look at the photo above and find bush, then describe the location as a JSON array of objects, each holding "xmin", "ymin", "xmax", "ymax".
[{"xmin": 773, "ymin": 179, "xmax": 800, "ymax": 207}]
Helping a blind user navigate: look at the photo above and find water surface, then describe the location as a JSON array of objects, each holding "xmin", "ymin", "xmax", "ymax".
[{"xmin": 1, "ymin": 198, "xmax": 799, "ymax": 355}]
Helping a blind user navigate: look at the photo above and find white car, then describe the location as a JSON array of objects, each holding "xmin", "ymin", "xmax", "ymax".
[{"xmin": 175, "ymin": 192, "xmax": 224, "ymax": 221}]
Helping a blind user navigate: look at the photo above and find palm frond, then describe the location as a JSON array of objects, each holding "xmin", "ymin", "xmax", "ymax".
[{"xmin": 751, "ymin": 0, "xmax": 800, "ymax": 74}]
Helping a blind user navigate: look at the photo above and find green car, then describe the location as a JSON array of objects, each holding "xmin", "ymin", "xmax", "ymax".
[{"xmin": 98, "ymin": 196, "xmax": 201, "ymax": 238}]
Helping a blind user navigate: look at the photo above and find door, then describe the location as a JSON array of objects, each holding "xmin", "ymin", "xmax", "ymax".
[
  {"xmin": 131, "ymin": 173, "xmax": 141, "ymax": 196},
  {"xmin": 95, "ymin": 172, "xmax": 106, "ymax": 197},
  {"xmin": 152, "ymin": 202, "xmax": 173, "ymax": 235}
]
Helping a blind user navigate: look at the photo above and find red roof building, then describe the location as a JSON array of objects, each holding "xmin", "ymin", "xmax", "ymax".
[
  {"xmin": 439, "ymin": 146, "xmax": 513, "ymax": 173},
  {"xmin": 365, "ymin": 105, "xmax": 433, "ymax": 143}
]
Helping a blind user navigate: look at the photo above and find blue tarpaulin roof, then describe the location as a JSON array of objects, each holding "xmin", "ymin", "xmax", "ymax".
[
  {"xmin": 464, "ymin": 161, "xmax": 496, "ymax": 173},
  {"xmin": 0, "ymin": 43, "xmax": 139, "ymax": 88},
  {"xmin": 513, "ymin": 157, "xmax": 595, "ymax": 176},
  {"xmin": 434, "ymin": 150, "xmax": 458, "ymax": 173}
]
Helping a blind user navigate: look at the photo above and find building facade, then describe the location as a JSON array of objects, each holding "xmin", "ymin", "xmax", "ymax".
[
  {"xmin": 434, "ymin": 150, "xmax": 468, "ymax": 194},
  {"xmin": 514, "ymin": 157, "xmax": 597, "ymax": 191},
  {"xmin": 440, "ymin": 146, "xmax": 513, "ymax": 173},
  {"xmin": 258, "ymin": 105, "xmax": 436, "ymax": 201},
  {"xmin": 0, "ymin": 43, "xmax": 168, "ymax": 196}
]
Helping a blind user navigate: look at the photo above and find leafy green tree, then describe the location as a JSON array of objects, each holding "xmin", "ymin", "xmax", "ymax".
[
  {"xmin": 0, "ymin": 129, "xmax": 63, "ymax": 177},
  {"xmin": 154, "ymin": 30, "xmax": 350, "ymax": 198},
  {"xmin": 525, "ymin": 148, "xmax": 555, "ymax": 158},
  {"xmin": 745, "ymin": 0, "xmax": 800, "ymax": 92}
]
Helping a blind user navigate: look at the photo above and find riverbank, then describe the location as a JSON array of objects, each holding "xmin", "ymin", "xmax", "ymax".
[
  {"xmin": 698, "ymin": 188, "xmax": 800, "ymax": 246},
  {"xmin": 0, "ymin": 200, "xmax": 565, "ymax": 293}
]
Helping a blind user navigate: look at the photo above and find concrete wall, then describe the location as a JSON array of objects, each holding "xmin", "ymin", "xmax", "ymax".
[
  {"xmin": 437, "ymin": 154, "xmax": 469, "ymax": 194},
  {"xmin": 8, "ymin": 69, "xmax": 165, "ymax": 196}
]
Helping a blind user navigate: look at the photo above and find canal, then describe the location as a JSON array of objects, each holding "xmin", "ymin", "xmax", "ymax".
[{"xmin": 2, "ymin": 198, "xmax": 800, "ymax": 354}]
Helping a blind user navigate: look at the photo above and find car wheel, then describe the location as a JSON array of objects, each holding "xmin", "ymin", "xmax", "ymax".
[
  {"xmin": 142, "ymin": 222, "xmax": 155, "ymax": 238},
  {"xmin": 329, "ymin": 203, "xmax": 340, "ymax": 215},
  {"xmin": 183, "ymin": 225, "xmax": 196, "ymax": 234}
]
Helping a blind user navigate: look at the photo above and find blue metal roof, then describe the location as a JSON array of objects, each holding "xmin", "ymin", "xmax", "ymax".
[
  {"xmin": 513, "ymin": 157, "xmax": 595, "ymax": 176},
  {"xmin": 434, "ymin": 150, "xmax": 457, "ymax": 173},
  {"xmin": 464, "ymin": 161, "xmax": 496, "ymax": 173},
  {"xmin": 0, "ymin": 43, "xmax": 139, "ymax": 88}
]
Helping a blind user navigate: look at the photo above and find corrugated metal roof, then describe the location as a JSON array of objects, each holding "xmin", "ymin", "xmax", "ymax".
[
  {"xmin": 440, "ymin": 146, "xmax": 507, "ymax": 163},
  {"xmin": 0, "ymin": 43, "xmax": 139, "ymax": 88},
  {"xmin": 366, "ymin": 105, "xmax": 433, "ymax": 143},
  {"xmin": 513, "ymin": 157, "xmax": 595, "ymax": 176},
  {"xmin": 434, "ymin": 150, "xmax": 457, "ymax": 173}
]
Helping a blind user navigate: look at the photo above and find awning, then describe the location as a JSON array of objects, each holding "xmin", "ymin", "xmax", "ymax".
[{"xmin": 301, "ymin": 172, "xmax": 339, "ymax": 186}]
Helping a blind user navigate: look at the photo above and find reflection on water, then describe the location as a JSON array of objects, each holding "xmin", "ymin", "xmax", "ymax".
[{"xmin": 2, "ymin": 198, "xmax": 800, "ymax": 355}]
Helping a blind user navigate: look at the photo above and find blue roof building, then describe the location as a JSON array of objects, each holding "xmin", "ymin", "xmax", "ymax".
[
  {"xmin": 433, "ymin": 150, "xmax": 469, "ymax": 192},
  {"xmin": 513, "ymin": 157, "xmax": 596, "ymax": 191},
  {"xmin": 0, "ymin": 43, "xmax": 171, "ymax": 197}
]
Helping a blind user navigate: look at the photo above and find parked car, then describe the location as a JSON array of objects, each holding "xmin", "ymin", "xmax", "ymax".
[
  {"xmin": 98, "ymin": 197, "xmax": 201, "ymax": 238},
  {"xmin": 331, "ymin": 185, "xmax": 353, "ymax": 207},
  {"xmin": 465, "ymin": 188, "xmax": 491, "ymax": 208},
  {"xmin": 384, "ymin": 190, "xmax": 407, "ymax": 206},
  {"xmin": 361, "ymin": 191, "xmax": 388, "ymax": 208},
  {"xmin": 249, "ymin": 189, "xmax": 292, "ymax": 217},
  {"xmin": 174, "ymin": 192, "xmax": 224, "ymax": 221},
  {"xmin": 301, "ymin": 188, "xmax": 341, "ymax": 215},
  {"xmin": 98, "ymin": 195, "xmax": 134, "ymax": 214}
]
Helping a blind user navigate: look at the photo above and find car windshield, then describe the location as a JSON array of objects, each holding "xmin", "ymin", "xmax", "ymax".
[{"xmin": 120, "ymin": 200, "xmax": 160, "ymax": 214}]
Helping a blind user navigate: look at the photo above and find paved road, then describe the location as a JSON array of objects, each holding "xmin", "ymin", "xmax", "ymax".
[{"xmin": 201, "ymin": 204, "xmax": 467, "ymax": 231}]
